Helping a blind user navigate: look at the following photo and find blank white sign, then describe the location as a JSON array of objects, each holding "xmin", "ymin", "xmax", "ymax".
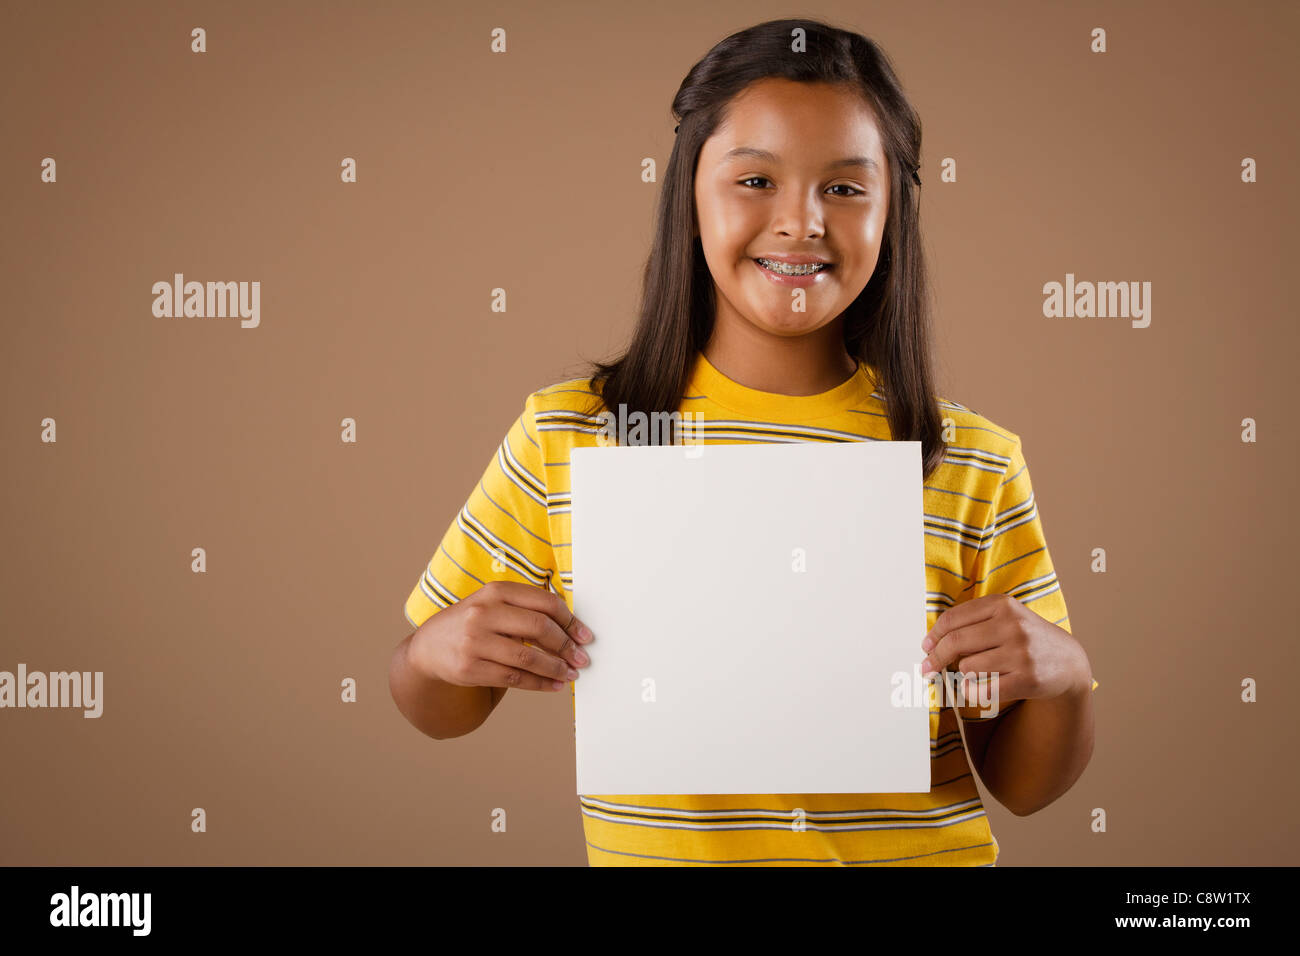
[{"xmin": 569, "ymin": 439, "xmax": 931, "ymax": 795}]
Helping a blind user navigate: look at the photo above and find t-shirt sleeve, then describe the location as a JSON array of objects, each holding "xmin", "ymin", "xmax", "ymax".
[
  {"xmin": 403, "ymin": 391, "xmax": 562, "ymax": 631},
  {"xmin": 955, "ymin": 435, "xmax": 1096, "ymax": 722}
]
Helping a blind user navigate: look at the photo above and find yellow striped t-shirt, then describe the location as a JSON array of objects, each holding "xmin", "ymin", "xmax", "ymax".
[{"xmin": 404, "ymin": 350, "xmax": 1095, "ymax": 866}]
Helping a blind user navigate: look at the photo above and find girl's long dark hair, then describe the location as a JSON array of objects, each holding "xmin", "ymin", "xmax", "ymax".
[{"xmin": 578, "ymin": 16, "xmax": 946, "ymax": 479}]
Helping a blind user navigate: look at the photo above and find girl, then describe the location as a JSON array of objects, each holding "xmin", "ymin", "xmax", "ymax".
[{"xmin": 390, "ymin": 17, "xmax": 1096, "ymax": 866}]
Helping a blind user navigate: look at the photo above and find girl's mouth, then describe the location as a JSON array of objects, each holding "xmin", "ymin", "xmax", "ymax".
[{"xmin": 752, "ymin": 257, "xmax": 834, "ymax": 286}]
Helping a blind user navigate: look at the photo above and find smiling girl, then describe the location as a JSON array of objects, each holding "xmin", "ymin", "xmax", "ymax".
[{"xmin": 391, "ymin": 17, "xmax": 1096, "ymax": 866}]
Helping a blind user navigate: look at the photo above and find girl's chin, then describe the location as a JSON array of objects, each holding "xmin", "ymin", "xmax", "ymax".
[{"xmin": 743, "ymin": 311, "xmax": 830, "ymax": 336}]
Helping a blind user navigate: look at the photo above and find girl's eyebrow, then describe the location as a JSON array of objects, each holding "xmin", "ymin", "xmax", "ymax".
[{"xmin": 721, "ymin": 145, "xmax": 880, "ymax": 175}]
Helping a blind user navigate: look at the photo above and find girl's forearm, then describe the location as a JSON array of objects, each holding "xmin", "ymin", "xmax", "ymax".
[
  {"xmin": 978, "ymin": 675, "xmax": 1095, "ymax": 816},
  {"xmin": 388, "ymin": 631, "xmax": 494, "ymax": 740}
]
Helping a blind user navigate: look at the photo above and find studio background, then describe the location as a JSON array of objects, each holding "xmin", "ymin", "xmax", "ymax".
[{"xmin": 2, "ymin": 0, "xmax": 1296, "ymax": 865}]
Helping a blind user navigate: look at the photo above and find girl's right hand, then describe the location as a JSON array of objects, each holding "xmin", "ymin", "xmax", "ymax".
[{"xmin": 408, "ymin": 580, "xmax": 594, "ymax": 692}]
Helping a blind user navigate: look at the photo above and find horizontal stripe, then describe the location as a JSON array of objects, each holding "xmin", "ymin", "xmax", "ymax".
[
  {"xmin": 584, "ymin": 838, "xmax": 996, "ymax": 866},
  {"xmin": 580, "ymin": 793, "xmax": 984, "ymax": 825},
  {"xmin": 580, "ymin": 804, "xmax": 988, "ymax": 834}
]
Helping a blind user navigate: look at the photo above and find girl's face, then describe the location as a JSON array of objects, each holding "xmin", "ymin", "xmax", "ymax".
[{"xmin": 693, "ymin": 78, "xmax": 891, "ymax": 343}]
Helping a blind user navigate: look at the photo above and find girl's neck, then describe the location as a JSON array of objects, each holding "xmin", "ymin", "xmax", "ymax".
[{"xmin": 701, "ymin": 321, "xmax": 859, "ymax": 397}]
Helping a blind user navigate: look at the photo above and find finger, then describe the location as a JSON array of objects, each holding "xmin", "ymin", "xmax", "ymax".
[
  {"xmin": 924, "ymin": 623, "xmax": 1001, "ymax": 677},
  {"xmin": 952, "ymin": 648, "xmax": 1011, "ymax": 680},
  {"xmin": 488, "ymin": 602, "xmax": 590, "ymax": 670},
  {"xmin": 484, "ymin": 581, "xmax": 594, "ymax": 644},
  {"xmin": 467, "ymin": 655, "xmax": 570, "ymax": 693},
  {"xmin": 475, "ymin": 627, "xmax": 578, "ymax": 685},
  {"xmin": 944, "ymin": 651, "xmax": 1010, "ymax": 701},
  {"xmin": 951, "ymin": 670, "xmax": 1021, "ymax": 715},
  {"xmin": 921, "ymin": 595, "xmax": 1001, "ymax": 654}
]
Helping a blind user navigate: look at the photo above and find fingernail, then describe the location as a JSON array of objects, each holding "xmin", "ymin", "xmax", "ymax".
[
  {"xmin": 920, "ymin": 637, "xmax": 934, "ymax": 652},
  {"xmin": 566, "ymin": 668, "xmax": 579, "ymax": 680},
  {"xmin": 573, "ymin": 648, "xmax": 589, "ymax": 666},
  {"xmin": 577, "ymin": 624, "xmax": 594, "ymax": 643}
]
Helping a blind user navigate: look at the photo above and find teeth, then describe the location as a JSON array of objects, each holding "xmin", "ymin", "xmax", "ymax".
[{"xmin": 757, "ymin": 258, "xmax": 829, "ymax": 275}]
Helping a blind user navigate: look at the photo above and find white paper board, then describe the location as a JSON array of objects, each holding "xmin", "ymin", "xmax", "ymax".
[{"xmin": 570, "ymin": 440, "xmax": 931, "ymax": 795}]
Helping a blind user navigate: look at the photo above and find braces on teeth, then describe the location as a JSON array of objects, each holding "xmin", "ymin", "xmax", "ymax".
[{"xmin": 756, "ymin": 258, "xmax": 829, "ymax": 275}]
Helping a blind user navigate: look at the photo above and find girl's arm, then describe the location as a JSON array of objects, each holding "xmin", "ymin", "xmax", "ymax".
[
  {"xmin": 961, "ymin": 667, "xmax": 1095, "ymax": 816},
  {"xmin": 938, "ymin": 435, "xmax": 1093, "ymax": 816},
  {"xmin": 389, "ymin": 629, "xmax": 497, "ymax": 740}
]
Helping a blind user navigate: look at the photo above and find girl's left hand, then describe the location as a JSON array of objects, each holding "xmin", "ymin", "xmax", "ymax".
[{"xmin": 919, "ymin": 594, "xmax": 1091, "ymax": 705}]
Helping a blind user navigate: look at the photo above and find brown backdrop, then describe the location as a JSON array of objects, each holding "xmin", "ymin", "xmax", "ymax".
[{"xmin": 2, "ymin": 0, "xmax": 1296, "ymax": 865}]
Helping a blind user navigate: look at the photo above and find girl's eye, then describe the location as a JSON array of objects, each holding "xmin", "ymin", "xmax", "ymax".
[{"xmin": 739, "ymin": 177, "xmax": 864, "ymax": 197}]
